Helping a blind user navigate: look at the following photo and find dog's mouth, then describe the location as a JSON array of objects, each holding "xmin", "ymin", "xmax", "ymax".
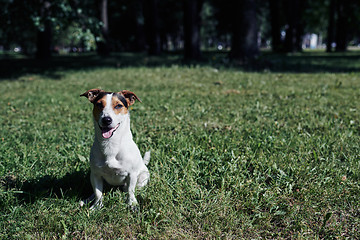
[{"xmin": 100, "ymin": 123, "xmax": 120, "ymax": 139}]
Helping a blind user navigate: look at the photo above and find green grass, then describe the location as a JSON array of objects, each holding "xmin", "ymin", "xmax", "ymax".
[{"xmin": 1, "ymin": 52, "xmax": 360, "ymax": 239}]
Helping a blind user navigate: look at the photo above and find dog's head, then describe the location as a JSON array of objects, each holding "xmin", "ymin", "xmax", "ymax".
[{"xmin": 80, "ymin": 89, "xmax": 141, "ymax": 139}]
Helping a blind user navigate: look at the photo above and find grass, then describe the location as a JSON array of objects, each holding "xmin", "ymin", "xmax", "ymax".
[{"xmin": 0, "ymin": 51, "xmax": 360, "ymax": 239}]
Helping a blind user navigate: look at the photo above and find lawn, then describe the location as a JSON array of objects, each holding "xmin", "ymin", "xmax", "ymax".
[{"xmin": 0, "ymin": 51, "xmax": 359, "ymax": 239}]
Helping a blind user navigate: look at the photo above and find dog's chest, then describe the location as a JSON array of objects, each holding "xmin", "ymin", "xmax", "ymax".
[{"xmin": 94, "ymin": 158, "xmax": 129, "ymax": 186}]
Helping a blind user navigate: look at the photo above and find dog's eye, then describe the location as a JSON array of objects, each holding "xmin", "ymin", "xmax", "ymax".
[{"xmin": 115, "ymin": 104, "xmax": 123, "ymax": 109}]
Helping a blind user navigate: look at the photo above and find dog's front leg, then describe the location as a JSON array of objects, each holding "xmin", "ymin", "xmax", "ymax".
[
  {"xmin": 126, "ymin": 173, "xmax": 139, "ymax": 209},
  {"xmin": 79, "ymin": 172, "xmax": 103, "ymax": 209},
  {"xmin": 89, "ymin": 172, "xmax": 104, "ymax": 209}
]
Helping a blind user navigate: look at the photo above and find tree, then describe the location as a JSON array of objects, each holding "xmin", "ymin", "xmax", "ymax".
[
  {"xmin": 335, "ymin": 0, "xmax": 349, "ymax": 52},
  {"xmin": 157, "ymin": 0, "xmax": 183, "ymax": 51},
  {"xmin": 1, "ymin": 0, "xmax": 38, "ymax": 54},
  {"xmin": 268, "ymin": 0, "xmax": 282, "ymax": 52},
  {"xmin": 144, "ymin": 0, "xmax": 161, "ymax": 55},
  {"xmin": 284, "ymin": 0, "xmax": 304, "ymax": 52},
  {"xmin": 96, "ymin": 0, "xmax": 110, "ymax": 55},
  {"xmin": 183, "ymin": 0, "xmax": 203, "ymax": 60},
  {"xmin": 133, "ymin": 0, "xmax": 147, "ymax": 52},
  {"xmin": 1, "ymin": 0, "xmax": 93, "ymax": 57},
  {"xmin": 333, "ymin": 0, "xmax": 360, "ymax": 52},
  {"xmin": 36, "ymin": 1, "xmax": 52, "ymax": 59},
  {"xmin": 230, "ymin": 0, "xmax": 258, "ymax": 60},
  {"xmin": 105, "ymin": 0, "xmax": 148, "ymax": 51},
  {"xmin": 326, "ymin": 0, "xmax": 336, "ymax": 52}
]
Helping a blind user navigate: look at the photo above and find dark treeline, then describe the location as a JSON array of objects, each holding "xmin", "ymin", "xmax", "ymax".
[{"xmin": 1, "ymin": 0, "xmax": 360, "ymax": 60}]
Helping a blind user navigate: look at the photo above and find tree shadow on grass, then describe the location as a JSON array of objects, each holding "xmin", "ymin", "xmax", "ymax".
[
  {"xmin": 1, "ymin": 51, "xmax": 360, "ymax": 81},
  {"xmin": 1, "ymin": 171, "xmax": 92, "ymax": 205},
  {"xmin": 0, "ymin": 52, "xmax": 183, "ymax": 81},
  {"xmin": 1, "ymin": 170, "xmax": 139, "ymax": 206},
  {"xmin": 257, "ymin": 51, "xmax": 360, "ymax": 73},
  {"xmin": 23, "ymin": 171, "xmax": 94, "ymax": 204}
]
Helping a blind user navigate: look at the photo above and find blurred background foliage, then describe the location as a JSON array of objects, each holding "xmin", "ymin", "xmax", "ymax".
[{"xmin": 1, "ymin": 0, "xmax": 360, "ymax": 60}]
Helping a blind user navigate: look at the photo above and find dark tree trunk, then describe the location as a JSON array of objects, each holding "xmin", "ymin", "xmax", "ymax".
[
  {"xmin": 96, "ymin": 0, "xmax": 110, "ymax": 55},
  {"xmin": 268, "ymin": 0, "xmax": 282, "ymax": 52},
  {"xmin": 144, "ymin": 0, "xmax": 161, "ymax": 55},
  {"xmin": 36, "ymin": 1, "xmax": 52, "ymax": 59},
  {"xmin": 326, "ymin": 0, "xmax": 336, "ymax": 52},
  {"xmin": 335, "ymin": 0, "xmax": 347, "ymax": 52},
  {"xmin": 284, "ymin": 0, "xmax": 302, "ymax": 52},
  {"xmin": 133, "ymin": 0, "xmax": 146, "ymax": 52},
  {"xmin": 36, "ymin": 20, "xmax": 52, "ymax": 59},
  {"xmin": 230, "ymin": 0, "xmax": 258, "ymax": 60},
  {"xmin": 183, "ymin": 0, "xmax": 203, "ymax": 60}
]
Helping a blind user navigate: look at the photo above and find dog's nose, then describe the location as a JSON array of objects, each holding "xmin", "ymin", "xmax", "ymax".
[{"xmin": 102, "ymin": 117, "xmax": 112, "ymax": 126}]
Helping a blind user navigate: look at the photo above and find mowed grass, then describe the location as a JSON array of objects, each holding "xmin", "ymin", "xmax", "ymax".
[{"xmin": 0, "ymin": 53, "xmax": 360, "ymax": 239}]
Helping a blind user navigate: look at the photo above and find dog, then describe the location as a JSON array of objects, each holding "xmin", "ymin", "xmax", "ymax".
[{"xmin": 79, "ymin": 89, "xmax": 150, "ymax": 209}]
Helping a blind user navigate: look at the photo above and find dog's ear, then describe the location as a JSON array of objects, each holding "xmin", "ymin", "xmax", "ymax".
[
  {"xmin": 120, "ymin": 90, "xmax": 142, "ymax": 106},
  {"xmin": 80, "ymin": 89, "xmax": 104, "ymax": 103}
]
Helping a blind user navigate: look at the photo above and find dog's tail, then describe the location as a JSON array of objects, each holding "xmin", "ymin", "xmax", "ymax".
[{"xmin": 143, "ymin": 151, "xmax": 151, "ymax": 165}]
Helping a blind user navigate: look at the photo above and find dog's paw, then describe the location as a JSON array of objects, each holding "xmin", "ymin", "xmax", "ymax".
[
  {"xmin": 127, "ymin": 197, "xmax": 139, "ymax": 212},
  {"xmin": 89, "ymin": 200, "xmax": 104, "ymax": 210},
  {"xmin": 129, "ymin": 204, "xmax": 139, "ymax": 212}
]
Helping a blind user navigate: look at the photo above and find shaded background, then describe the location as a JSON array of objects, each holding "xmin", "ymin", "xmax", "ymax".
[{"xmin": 1, "ymin": 0, "xmax": 360, "ymax": 61}]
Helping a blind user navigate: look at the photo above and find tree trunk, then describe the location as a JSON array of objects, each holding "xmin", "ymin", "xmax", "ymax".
[
  {"xmin": 97, "ymin": 0, "xmax": 110, "ymax": 55},
  {"xmin": 36, "ymin": 1, "xmax": 52, "ymax": 59},
  {"xmin": 230, "ymin": 0, "xmax": 258, "ymax": 60},
  {"xmin": 326, "ymin": 0, "xmax": 335, "ymax": 52},
  {"xmin": 284, "ymin": 0, "xmax": 302, "ymax": 52},
  {"xmin": 335, "ymin": 0, "xmax": 347, "ymax": 52},
  {"xmin": 36, "ymin": 20, "xmax": 52, "ymax": 59},
  {"xmin": 144, "ymin": 0, "xmax": 161, "ymax": 55},
  {"xmin": 183, "ymin": 0, "xmax": 203, "ymax": 60},
  {"xmin": 133, "ymin": 0, "xmax": 146, "ymax": 52},
  {"xmin": 268, "ymin": 0, "xmax": 282, "ymax": 52}
]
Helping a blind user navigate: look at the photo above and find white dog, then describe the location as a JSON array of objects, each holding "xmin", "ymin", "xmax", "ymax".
[{"xmin": 80, "ymin": 89, "xmax": 150, "ymax": 209}]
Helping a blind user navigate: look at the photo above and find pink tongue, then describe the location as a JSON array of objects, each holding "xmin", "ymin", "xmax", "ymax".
[{"xmin": 102, "ymin": 128, "xmax": 115, "ymax": 139}]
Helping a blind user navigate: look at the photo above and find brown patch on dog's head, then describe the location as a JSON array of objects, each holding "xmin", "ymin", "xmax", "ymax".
[
  {"xmin": 81, "ymin": 89, "xmax": 141, "ymax": 119},
  {"xmin": 92, "ymin": 94, "xmax": 108, "ymax": 122},
  {"xmin": 81, "ymin": 89, "xmax": 110, "ymax": 122},
  {"xmin": 112, "ymin": 94, "xmax": 129, "ymax": 115},
  {"xmin": 120, "ymin": 90, "xmax": 141, "ymax": 106}
]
